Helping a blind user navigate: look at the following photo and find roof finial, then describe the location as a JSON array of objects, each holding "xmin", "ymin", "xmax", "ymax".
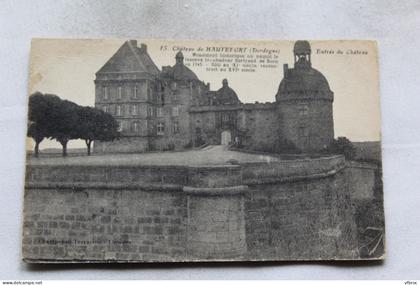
[{"xmin": 222, "ymin": 78, "xmax": 228, "ymax": 87}]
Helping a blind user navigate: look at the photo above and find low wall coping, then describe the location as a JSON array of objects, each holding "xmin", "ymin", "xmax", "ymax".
[
  {"xmin": 183, "ymin": 185, "xmax": 248, "ymax": 196},
  {"xmin": 25, "ymin": 182, "xmax": 184, "ymax": 192}
]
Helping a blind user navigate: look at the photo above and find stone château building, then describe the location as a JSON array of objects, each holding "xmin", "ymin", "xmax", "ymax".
[{"xmin": 94, "ymin": 40, "xmax": 334, "ymax": 154}]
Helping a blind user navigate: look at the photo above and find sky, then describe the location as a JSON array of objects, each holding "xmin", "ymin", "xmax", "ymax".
[{"xmin": 28, "ymin": 39, "xmax": 381, "ymax": 150}]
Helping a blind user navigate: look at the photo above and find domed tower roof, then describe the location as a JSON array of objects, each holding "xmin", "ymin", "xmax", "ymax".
[
  {"xmin": 293, "ymin": 40, "xmax": 311, "ymax": 55},
  {"xmin": 276, "ymin": 40, "xmax": 333, "ymax": 102},
  {"xmin": 215, "ymin": 79, "xmax": 241, "ymax": 105},
  {"xmin": 160, "ymin": 51, "xmax": 199, "ymax": 81}
]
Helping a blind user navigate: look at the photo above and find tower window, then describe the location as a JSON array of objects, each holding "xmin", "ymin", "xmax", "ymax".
[
  {"xmin": 173, "ymin": 121, "xmax": 179, "ymax": 133},
  {"xmin": 299, "ymin": 105, "xmax": 309, "ymax": 116},
  {"xmin": 131, "ymin": 105, "xmax": 137, "ymax": 115},
  {"xmin": 222, "ymin": 113, "xmax": 230, "ymax": 122},
  {"xmin": 298, "ymin": 126, "xmax": 309, "ymax": 137},
  {"xmin": 117, "ymin": 121, "xmax": 123, "ymax": 132},
  {"xmin": 103, "ymin": 86, "xmax": 108, "ymax": 100},
  {"xmin": 116, "ymin": 105, "xmax": 122, "ymax": 116},
  {"xmin": 157, "ymin": 107, "xmax": 163, "ymax": 117},
  {"xmin": 133, "ymin": 85, "xmax": 138, "ymax": 99},
  {"xmin": 118, "ymin": 86, "xmax": 122, "ymax": 100},
  {"xmin": 172, "ymin": 106, "xmax": 179, "ymax": 117},
  {"xmin": 132, "ymin": 121, "xmax": 139, "ymax": 133},
  {"xmin": 157, "ymin": 122, "xmax": 165, "ymax": 135},
  {"xmin": 147, "ymin": 87, "xmax": 151, "ymax": 101}
]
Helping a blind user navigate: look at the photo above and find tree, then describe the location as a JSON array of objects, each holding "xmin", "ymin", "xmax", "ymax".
[
  {"xmin": 27, "ymin": 92, "xmax": 61, "ymax": 157},
  {"xmin": 27, "ymin": 122, "xmax": 48, "ymax": 157},
  {"xmin": 329, "ymin": 136, "xmax": 356, "ymax": 160},
  {"xmin": 77, "ymin": 106, "xmax": 119, "ymax": 155},
  {"xmin": 48, "ymin": 99, "xmax": 80, "ymax": 157}
]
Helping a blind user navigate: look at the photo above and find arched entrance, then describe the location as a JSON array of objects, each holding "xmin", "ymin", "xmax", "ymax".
[{"xmin": 221, "ymin": 130, "xmax": 232, "ymax": 145}]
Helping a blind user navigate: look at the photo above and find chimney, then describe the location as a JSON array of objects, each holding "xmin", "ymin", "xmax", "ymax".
[
  {"xmin": 283, "ymin": 64, "xmax": 289, "ymax": 78},
  {"xmin": 140, "ymin": 43, "xmax": 147, "ymax": 53},
  {"xmin": 129, "ymin": 40, "xmax": 137, "ymax": 47}
]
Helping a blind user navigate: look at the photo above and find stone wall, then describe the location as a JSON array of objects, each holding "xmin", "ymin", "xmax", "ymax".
[
  {"xmin": 23, "ymin": 188, "xmax": 187, "ymax": 262},
  {"xmin": 347, "ymin": 161, "xmax": 378, "ymax": 200},
  {"xmin": 245, "ymin": 171, "xmax": 358, "ymax": 260},
  {"xmin": 23, "ymin": 154, "xmax": 363, "ymax": 262},
  {"xmin": 238, "ymin": 105, "xmax": 279, "ymax": 152},
  {"xmin": 278, "ymin": 100, "xmax": 334, "ymax": 152},
  {"xmin": 94, "ymin": 137, "xmax": 150, "ymax": 154}
]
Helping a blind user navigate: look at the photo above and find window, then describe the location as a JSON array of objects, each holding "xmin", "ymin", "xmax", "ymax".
[
  {"xmin": 172, "ymin": 121, "xmax": 179, "ymax": 134},
  {"xmin": 118, "ymin": 86, "xmax": 122, "ymax": 100},
  {"xmin": 103, "ymin": 86, "xmax": 108, "ymax": 100},
  {"xmin": 157, "ymin": 122, "xmax": 165, "ymax": 135},
  {"xmin": 116, "ymin": 105, "xmax": 122, "ymax": 116},
  {"xmin": 172, "ymin": 106, "xmax": 179, "ymax": 117},
  {"xmin": 103, "ymin": 105, "xmax": 108, "ymax": 113},
  {"xmin": 132, "ymin": 105, "xmax": 137, "ymax": 116},
  {"xmin": 299, "ymin": 104, "xmax": 309, "ymax": 116},
  {"xmin": 222, "ymin": 113, "xmax": 230, "ymax": 122},
  {"xmin": 132, "ymin": 121, "xmax": 139, "ymax": 133},
  {"xmin": 157, "ymin": 107, "xmax": 163, "ymax": 117},
  {"xmin": 117, "ymin": 121, "xmax": 123, "ymax": 132},
  {"xmin": 146, "ymin": 106, "xmax": 151, "ymax": 117},
  {"xmin": 298, "ymin": 126, "xmax": 308, "ymax": 137},
  {"xmin": 133, "ymin": 85, "xmax": 138, "ymax": 99},
  {"xmin": 171, "ymin": 82, "xmax": 177, "ymax": 90},
  {"xmin": 173, "ymin": 91, "xmax": 178, "ymax": 101}
]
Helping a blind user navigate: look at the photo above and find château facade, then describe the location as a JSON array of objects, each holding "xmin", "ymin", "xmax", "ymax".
[{"xmin": 94, "ymin": 40, "xmax": 334, "ymax": 154}]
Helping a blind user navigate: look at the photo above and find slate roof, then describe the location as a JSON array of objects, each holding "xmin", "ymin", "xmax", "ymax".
[{"xmin": 96, "ymin": 40, "xmax": 159, "ymax": 76}]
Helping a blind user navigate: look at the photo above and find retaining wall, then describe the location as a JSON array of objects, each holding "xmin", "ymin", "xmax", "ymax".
[{"xmin": 23, "ymin": 154, "xmax": 360, "ymax": 262}]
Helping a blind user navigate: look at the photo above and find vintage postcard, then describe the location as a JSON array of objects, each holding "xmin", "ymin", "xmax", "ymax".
[{"xmin": 23, "ymin": 39, "xmax": 384, "ymax": 263}]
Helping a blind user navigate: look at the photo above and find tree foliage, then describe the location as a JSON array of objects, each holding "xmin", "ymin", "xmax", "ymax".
[
  {"xmin": 27, "ymin": 92, "xmax": 119, "ymax": 157},
  {"xmin": 329, "ymin": 136, "xmax": 356, "ymax": 160},
  {"xmin": 77, "ymin": 106, "xmax": 119, "ymax": 155}
]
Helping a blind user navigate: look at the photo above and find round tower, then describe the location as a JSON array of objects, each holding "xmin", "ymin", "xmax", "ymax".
[{"xmin": 276, "ymin": 40, "xmax": 334, "ymax": 153}]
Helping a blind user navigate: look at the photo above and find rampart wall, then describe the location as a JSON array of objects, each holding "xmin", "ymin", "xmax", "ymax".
[{"xmin": 23, "ymin": 154, "xmax": 362, "ymax": 262}]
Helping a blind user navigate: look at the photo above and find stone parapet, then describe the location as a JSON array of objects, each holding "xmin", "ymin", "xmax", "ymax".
[{"xmin": 23, "ymin": 154, "xmax": 355, "ymax": 262}]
